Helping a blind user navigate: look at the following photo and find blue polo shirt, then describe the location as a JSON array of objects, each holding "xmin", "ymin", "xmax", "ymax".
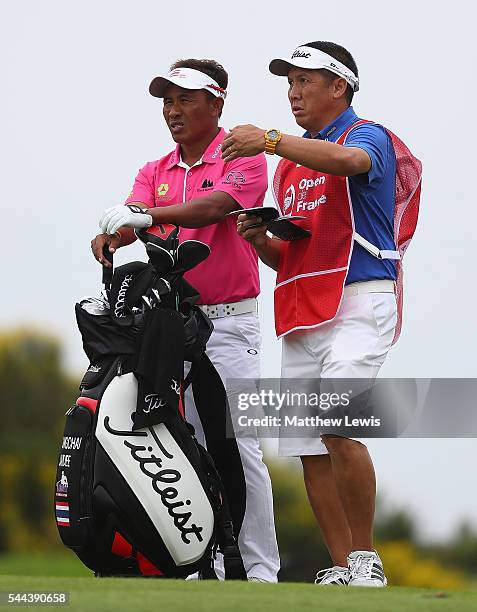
[{"xmin": 304, "ymin": 106, "xmax": 397, "ymax": 284}]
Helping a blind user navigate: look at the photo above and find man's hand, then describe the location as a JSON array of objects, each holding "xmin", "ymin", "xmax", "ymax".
[
  {"xmin": 236, "ymin": 213, "xmax": 268, "ymax": 248},
  {"xmin": 91, "ymin": 233, "xmax": 121, "ymax": 267},
  {"xmin": 222, "ymin": 125, "xmax": 266, "ymax": 162},
  {"xmin": 99, "ymin": 205, "xmax": 152, "ymax": 235},
  {"xmin": 235, "ymin": 213, "xmax": 282, "ymax": 271}
]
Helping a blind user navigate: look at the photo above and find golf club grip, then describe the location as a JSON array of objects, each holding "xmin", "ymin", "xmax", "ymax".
[{"xmin": 102, "ymin": 245, "xmax": 113, "ymax": 286}]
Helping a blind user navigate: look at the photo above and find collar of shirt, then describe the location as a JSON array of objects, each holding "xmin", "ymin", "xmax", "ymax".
[
  {"xmin": 167, "ymin": 127, "xmax": 225, "ymax": 169},
  {"xmin": 303, "ymin": 106, "xmax": 358, "ymax": 142}
]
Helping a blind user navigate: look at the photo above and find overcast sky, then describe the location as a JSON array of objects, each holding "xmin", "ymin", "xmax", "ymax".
[{"xmin": 1, "ymin": 0, "xmax": 476, "ymax": 540}]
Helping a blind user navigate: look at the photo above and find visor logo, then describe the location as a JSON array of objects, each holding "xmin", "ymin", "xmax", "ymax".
[
  {"xmin": 169, "ymin": 69, "xmax": 186, "ymax": 79},
  {"xmin": 292, "ymin": 50, "xmax": 311, "ymax": 59}
]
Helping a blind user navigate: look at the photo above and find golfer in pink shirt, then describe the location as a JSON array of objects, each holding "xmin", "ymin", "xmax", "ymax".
[{"xmin": 91, "ymin": 58, "xmax": 279, "ymax": 582}]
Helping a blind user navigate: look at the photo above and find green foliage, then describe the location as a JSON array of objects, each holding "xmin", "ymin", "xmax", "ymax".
[
  {"xmin": 0, "ymin": 328, "xmax": 77, "ymax": 458},
  {"xmin": 0, "ymin": 329, "xmax": 78, "ymax": 553},
  {"xmin": 378, "ymin": 541, "xmax": 467, "ymax": 589},
  {"xmin": 0, "ymin": 456, "xmax": 61, "ymax": 553},
  {"xmin": 268, "ymin": 459, "xmax": 330, "ymax": 582},
  {"xmin": 425, "ymin": 521, "xmax": 477, "ymax": 575},
  {"xmin": 375, "ymin": 504, "xmax": 418, "ymax": 542}
]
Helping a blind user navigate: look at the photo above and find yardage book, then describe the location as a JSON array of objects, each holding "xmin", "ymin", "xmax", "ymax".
[{"xmin": 228, "ymin": 207, "xmax": 311, "ymax": 241}]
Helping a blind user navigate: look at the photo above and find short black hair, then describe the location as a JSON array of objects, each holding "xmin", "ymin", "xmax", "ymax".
[
  {"xmin": 303, "ymin": 41, "xmax": 358, "ymax": 105},
  {"xmin": 169, "ymin": 58, "xmax": 228, "ymax": 90}
]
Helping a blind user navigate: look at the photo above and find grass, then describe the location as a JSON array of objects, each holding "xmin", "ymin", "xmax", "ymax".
[
  {"xmin": 0, "ymin": 553, "xmax": 89, "ymax": 578},
  {"xmin": 0, "ymin": 553, "xmax": 476, "ymax": 612}
]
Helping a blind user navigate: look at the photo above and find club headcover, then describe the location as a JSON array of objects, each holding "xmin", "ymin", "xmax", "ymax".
[
  {"xmin": 174, "ymin": 240, "xmax": 210, "ymax": 274},
  {"xmin": 109, "ymin": 262, "xmax": 155, "ymax": 325},
  {"xmin": 146, "ymin": 242, "xmax": 175, "ymax": 275},
  {"xmin": 136, "ymin": 224, "xmax": 179, "ymax": 251}
]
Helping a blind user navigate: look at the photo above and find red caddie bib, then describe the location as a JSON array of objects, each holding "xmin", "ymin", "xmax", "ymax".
[{"xmin": 273, "ymin": 121, "xmax": 421, "ymax": 343}]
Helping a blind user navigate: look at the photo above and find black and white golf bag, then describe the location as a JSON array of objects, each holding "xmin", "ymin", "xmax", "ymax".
[{"xmin": 54, "ymin": 224, "xmax": 246, "ymax": 578}]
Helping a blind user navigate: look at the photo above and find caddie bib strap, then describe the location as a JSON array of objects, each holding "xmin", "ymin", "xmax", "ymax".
[{"xmin": 353, "ymin": 232, "xmax": 400, "ymax": 260}]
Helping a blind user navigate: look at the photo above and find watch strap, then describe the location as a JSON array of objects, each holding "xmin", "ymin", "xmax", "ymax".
[{"xmin": 264, "ymin": 129, "xmax": 282, "ymax": 155}]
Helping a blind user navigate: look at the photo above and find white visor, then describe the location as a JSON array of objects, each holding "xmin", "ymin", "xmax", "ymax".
[
  {"xmin": 269, "ymin": 46, "xmax": 359, "ymax": 92},
  {"xmin": 149, "ymin": 67, "xmax": 227, "ymax": 99}
]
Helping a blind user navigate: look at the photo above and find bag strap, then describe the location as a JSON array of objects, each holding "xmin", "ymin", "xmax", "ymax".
[
  {"xmin": 183, "ymin": 358, "xmax": 199, "ymax": 391},
  {"xmin": 191, "ymin": 354, "xmax": 247, "ymax": 535},
  {"xmin": 196, "ymin": 444, "xmax": 247, "ymax": 580}
]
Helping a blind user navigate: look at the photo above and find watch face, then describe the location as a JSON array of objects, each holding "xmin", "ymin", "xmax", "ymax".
[{"xmin": 267, "ymin": 129, "xmax": 279, "ymax": 142}]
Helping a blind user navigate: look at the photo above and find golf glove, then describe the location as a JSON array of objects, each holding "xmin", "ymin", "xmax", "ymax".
[{"xmin": 99, "ymin": 205, "xmax": 153, "ymax": 235}]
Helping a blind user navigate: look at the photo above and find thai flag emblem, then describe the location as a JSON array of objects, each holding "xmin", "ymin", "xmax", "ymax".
[{"xmin": 56, "ymin": 501, "xmax": 70, "ymax": 526}]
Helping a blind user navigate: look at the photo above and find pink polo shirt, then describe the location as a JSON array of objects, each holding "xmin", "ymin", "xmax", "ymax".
[{"xmin": 125, "ymin": 128, "xmax": 267, "ymax": 305}]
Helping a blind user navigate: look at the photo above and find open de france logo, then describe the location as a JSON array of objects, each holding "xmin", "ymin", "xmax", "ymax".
[{"xmin": 283, "ymin": 184, "xmax": 295, "ymax": 214}]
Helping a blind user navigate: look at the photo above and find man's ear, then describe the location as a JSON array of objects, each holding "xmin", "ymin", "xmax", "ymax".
[
  {"xmin": 332, "ymin": 77, "xmax": 348, "ymax": 100},
  {"xmin": 210, "ymin": 96, "xmax": 225, "ymax": 118}
]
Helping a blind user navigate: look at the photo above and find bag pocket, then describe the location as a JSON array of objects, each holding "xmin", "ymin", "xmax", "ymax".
[
  {"xmin": 54, "ymin": 403, "xmax": 96, "ymax": 550},
  {"xmin": 79, "ymin": 356, "xmax": 117, "ymax": 391}
]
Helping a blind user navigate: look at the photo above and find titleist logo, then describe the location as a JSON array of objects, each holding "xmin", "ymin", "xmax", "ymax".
[
  {"xmin": 144, "ymin": 394, "xmax": 166, "ymax": 414},
  {"xmin": 143, "ymin": 380, "xmax": 180, "ymax": 414},
  {"xmin": 104, "ymin": 417, "xmax": 204, "ymax": 544},
  {"xmin": 114, "ymin": 274, "xmax": 133, "ymax": 318}
]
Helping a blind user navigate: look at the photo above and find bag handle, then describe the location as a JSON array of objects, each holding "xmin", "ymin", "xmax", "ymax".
[{"xmin": 102, "ymin": 245, "xmax": 114, "ymax": 292}]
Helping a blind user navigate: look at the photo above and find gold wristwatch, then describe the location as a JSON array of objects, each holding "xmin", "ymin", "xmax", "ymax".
[{"xmin": 264, "ymin": 128, "xmax": 282, "ymax": 155}]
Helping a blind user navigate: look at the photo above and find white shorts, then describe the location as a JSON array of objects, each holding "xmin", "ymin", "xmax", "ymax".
[{"xmin": 278, "ymin": 289, "xmax": 397, "ymax": 457}]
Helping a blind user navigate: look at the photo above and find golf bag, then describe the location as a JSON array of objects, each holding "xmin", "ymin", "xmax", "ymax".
[{"xmin": 54, "ymin": 224, "xmax": 247, "ymax": 579}]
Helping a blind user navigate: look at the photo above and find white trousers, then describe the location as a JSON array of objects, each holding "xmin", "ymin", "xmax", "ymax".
[
  {"xmin": 185, "ymin": 312, "xmax": 280, "ymax": 582},
  {"xmin": 279, "ymin": 291, "xmax": 397, "ymax": 457}
]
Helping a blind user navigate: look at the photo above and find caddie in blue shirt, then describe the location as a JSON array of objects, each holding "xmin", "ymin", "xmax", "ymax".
[
  {"xmin": 308, "ymin": 106, "xmax": 398, "ymax": 285},
  {"xmin": 222, "ymin": 40, "xmax": 421, "ymax": 588}
]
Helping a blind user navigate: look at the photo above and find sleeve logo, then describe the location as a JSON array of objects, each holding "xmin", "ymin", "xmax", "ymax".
[{"xmin": 222, "ymin": 171, "xmax": 246, "ymax": 190}]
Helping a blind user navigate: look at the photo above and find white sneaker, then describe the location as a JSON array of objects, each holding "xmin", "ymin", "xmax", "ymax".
[
  {"xmin": 248, "ymin": 577, "xmax": 270, "ymax": 583},
  {"xmin": 347, "ymin": 550, "xmax": 387, "ymax": 587},
  {"xmin": 314, "ymin": 566, "xmax": 349, "ymax": 585}
]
